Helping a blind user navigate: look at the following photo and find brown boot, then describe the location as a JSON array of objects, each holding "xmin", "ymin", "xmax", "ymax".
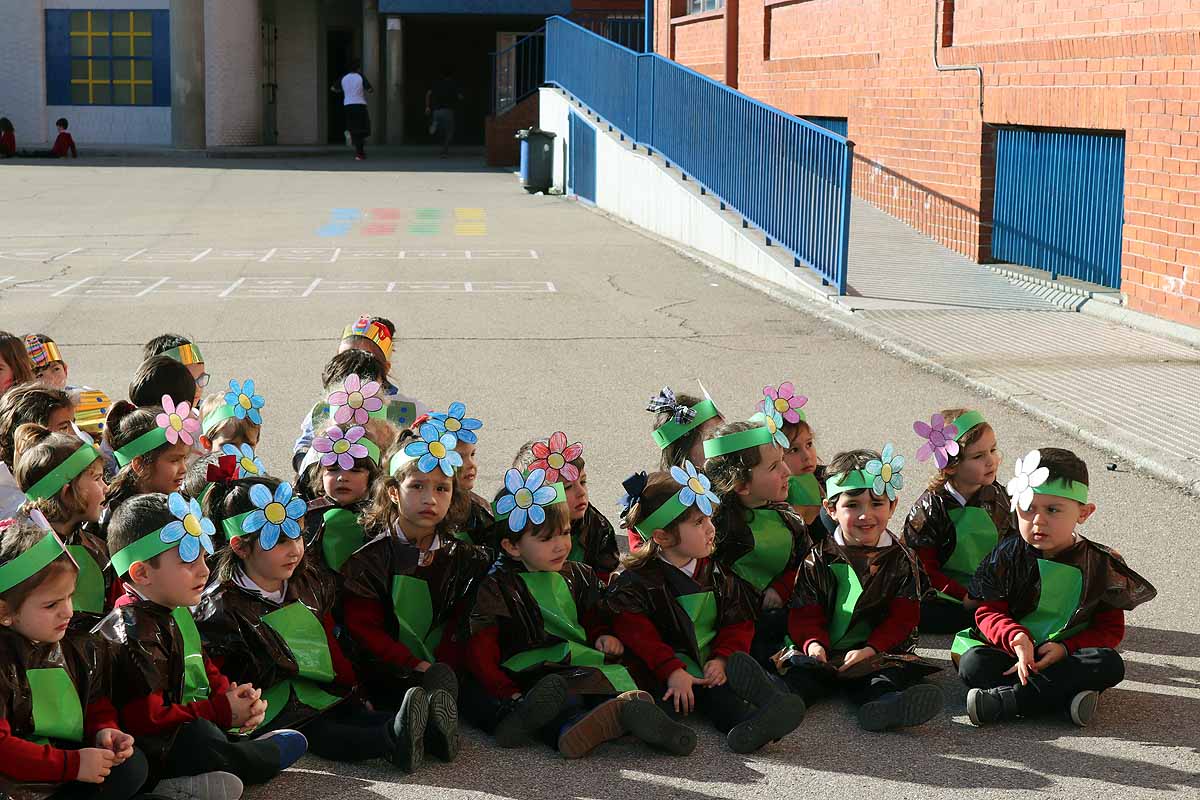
[{"xmin": 557, "ymin": 697, "xmax": 627, "ymax": 759}]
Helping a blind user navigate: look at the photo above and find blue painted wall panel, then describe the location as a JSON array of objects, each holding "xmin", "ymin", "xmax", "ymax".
[{"xmin": 568, "ymin": 109, "xmax": 596, "ymax": 203}]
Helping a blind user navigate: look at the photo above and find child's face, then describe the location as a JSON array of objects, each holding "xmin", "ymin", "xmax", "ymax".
[
  {"xmin": 3, "ymin": 566, "xmax": 76, "ymax": 644},
  {"xmin": 134, "ymin": 548, "xmax": 210, "ymax": 608},
  {"xmin": 322, "ymin": 464, "xmax": 370, "ymax": 505},
  {"xmin": 688, "ymin": 415, "xmax": 725, "ymax": 466},
  {"xmin": 947, "ymin": 426, "xmax": 1000, "ymax": 491},
  {"xmin": 240, "ymin": 534, "xmax": 304, "ymax": 586},
  {"xmin": 502, "ymin": 524, "xmax": 572, "ymax": 572},
  {"xmin": 47, "ymin": 405, "xmax": 74, "ymax": 436},
  {"xmin": 826, "ymin": 490, "xmax": 897, "ymax": 547},
  {"xmin": 185, "ymin": 363, "xmax": 207, "ymax": 405},
  {"xmin": 783, "ymin": 425, "xmax": 817, "ymax": 476},
  {"xmin": 455, "ymin": 441, "xmax": 477, "ymax": 491},
  {"xmin": 391, "ymin": 470, "xmax": 453, "ymax": 536},
  {"xmin": 0, "ymin": 356, "xmax": 13, "ymax": 394},
  {"xmin": 71, "ymin": 460, "xmax": 106, "ymax": 525},
  {"xmin": 138, "ymin": 441, "xmax": 190, "ymax": 495},
  {"xmin": 659, "ymin": 508, "xmax": 716, "ymax": 562},
  {"xmin": 1016, "ymin": 493, "xmax": 1094, "ymax": 558},
  {"xmin": 738, "ymin": 445, "xmax": 791, "ymax": 507},
  {"xmin": 34, "ymin": 361, "xmax": 68, "ymax": 389},
  {"xmin": 563, "ymin": 466, "xmax": 589, "ymax": 521}
]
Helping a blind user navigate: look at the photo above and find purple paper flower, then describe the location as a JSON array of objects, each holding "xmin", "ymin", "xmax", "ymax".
[
  {"xmin": 328, "ymin": 374, "xmax": 383, "ymax": 426},
  {"xmin": 913, "ymin": 413, "xmax": 960, "ymax": 469},
  {"xmin": 312, "ymin": 425, "xmax": 369, "ymax": 470}
]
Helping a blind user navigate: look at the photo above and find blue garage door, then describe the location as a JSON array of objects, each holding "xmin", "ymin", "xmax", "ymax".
[
  {"xmin": 568, "ymin": 110, "xmax": 596, "ymax": 203},
  {"xmin": 992, "ymin": 127, "xmax": 1125, "ymax": 288}
]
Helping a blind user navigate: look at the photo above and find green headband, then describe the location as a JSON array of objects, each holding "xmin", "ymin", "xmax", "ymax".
[
  {"xmin": 951, "ymin": 410, "xmax": 986, "ymax": 441},
  {"xmin": 492, "ymin": 482, "xmax": 567, "ymax": 523},
  {"xmin": 825, "ymin": 469, "xmax": 877, "ymax": 500},
  {"xmin": 163, "ymin": 343, "xmax": 204, "ymax": 366},
  {"xmin": 114, "ymin": 427, "xmax": 169, "ymax": 467},
  {"xmin": 0, "ymin": 531, "xmax": 70, "ymax": 593},
  {"xmin": 361, "ymin": 438, "xmax": 381, "ymax": 466},
  {"xmin": 703, "ymin": 424, "xmax": 774, "ymax": 459},
  {"xmin": 23, "ymin": 445, "xmax": 100, "ymax": 501},
  {"xmin": 634, "ymin": 494, "xmax": 690, "ymax": 537},
  {"xmin": 1032, "ymin": 477, "xmax": 1089, "ymax": 504},
  {"xmin": 653, "ymin": 398, "xmax": 719, "ymax": 450},
  {"xmin": 109, "ymin": 523, "xmax": 176, "ymax": 577},
  {"xmin": 222, "ymin": 511, "xmax": 252, "ymax": 541},
  {"xmin": 202, "ymin": 405, "xmax": 237, "ymax": 434}
]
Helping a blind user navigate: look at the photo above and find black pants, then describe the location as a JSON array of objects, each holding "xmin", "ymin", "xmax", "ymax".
[
  {"xmin": 957, "ymin": 645, "xmax": 1125, "ymax": 717},
  {"xmin": 920, "ymin": 597, "xmax": 974, "ymax": 634},
  {"xmin": 156, "ymin": 719, "xmax": 281, "ymax": 786},
  {"xmin": 459, "ymin": 676, "xmax": 611, "ymax": 750},
  {"xmin": 781, "ymin": 657, "xmax": 920, "ymax": 707},
  {"xmin": 691, "ymin": 683, "xmax": 757, "ymax": 733},
  {"xmin": 749, "ymin": 608, "xmax": 789, "ymax": 667},
  {"xmin": 344, "ymin": 104, "xmax": 370, "ymax": 157},
  {"xmin": 301, "ymin": 700, "xmax": 396, "ymax": 762},
  {"xmin": 48, "ymin": 748, "xmax": 148, "ymax": 799}
]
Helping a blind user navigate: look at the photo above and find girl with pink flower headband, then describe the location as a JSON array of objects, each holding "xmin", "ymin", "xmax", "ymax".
[
  {"xmin": 302, "ymin": 419, "xmax": 383, "ymax": 578},
  {"xmin": 100, "ymin": 400, "xmax": 196, "ymax": 525},
  {"xmin": 510, "ymin": 432, "xmax": 621, "ymax": 583},
  {"xmin": 758, "ymin": 382, "xmax": 828, "ymax": 528},
  {"xmin": 901, "ymin": 408, "xmax": 1017, "ymax": 634}
]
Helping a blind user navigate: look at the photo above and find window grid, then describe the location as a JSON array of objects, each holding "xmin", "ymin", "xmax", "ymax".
[{"xmin": 69, "ymin": 10, "xmax": 153, "ymax": 106}]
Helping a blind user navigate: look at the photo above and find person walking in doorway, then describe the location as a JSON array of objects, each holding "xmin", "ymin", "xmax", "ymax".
[
  {"xmin": 425, "ymin": 66, "xmax": 462, "ymax": 159},
  {"xmin": 333, "ymin": 60, "xmax": 373, "ymax": 161}
]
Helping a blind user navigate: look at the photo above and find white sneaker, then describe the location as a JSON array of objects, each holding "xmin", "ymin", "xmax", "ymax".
[
  {"xmin": 1069, "ymin": 690, "xmax": 1099, "ymax": 727},
  {"xmin": 154, "ymin": 771, "xmax": 244, "ymax": 800},
  {"xmin": 344, "ymin": 130, "xmax": 352, "ymax": 147}
]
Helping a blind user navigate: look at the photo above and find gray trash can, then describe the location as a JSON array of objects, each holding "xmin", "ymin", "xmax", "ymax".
[{"xmin": 517, "ymin": 128, "xmax": 555, "ymax": 194}]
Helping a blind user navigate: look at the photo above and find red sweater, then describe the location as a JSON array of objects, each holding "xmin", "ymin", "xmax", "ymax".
[
  {"xmin": 0, "ymin": 696, "xmax": 120, "ymax": 783},
  {"xmin": 787, "ymin": 597, "xmax": 920, "ymax": 656},
  {"xmin": 0, "ymin": 130, "xmax": 14, "ymax": 157},
  {"xmin": 51, "ymin": 131, "xmax": 77, "ymax": 158},
  {"xmin": 915, "ymin": 546, "xmax": 967, "ymax": 600},
  {"xmin": 613, "ymin": 612, "xmax": 754, "ymax": 683},
  {"xmin": 975, "ymin": 599, "xmax": 1125, "ymax": 655}
]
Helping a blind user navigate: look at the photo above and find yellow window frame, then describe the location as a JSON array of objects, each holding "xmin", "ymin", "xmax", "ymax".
[{"xmin": 69, "ymin": 11, "xmax": 152, "ymax": 105}]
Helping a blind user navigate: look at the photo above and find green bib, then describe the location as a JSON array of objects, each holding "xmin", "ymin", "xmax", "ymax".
[
  {"xmin": 389, "ymin": 575, "xmax": 444, "ymax": 664},
  {"xmin": 27, "ymin": 667, "xmax": 84, "ymax": 743},
  {"xmin": 940, "ymin": 506, "xmax": 1001, "ymax": 595},
  {"xmin": 321, "ymin": 508, "xmax": 365, "ymax": 572},
  {"xmin": 951, "ymin": 559, "xmax": 1087, "ymax": 657},
  {"xmin": 172, "ymin": 607, "xmax": 211, "ymax": 704},
  {"xmin": 501, "ymin": 571, "xmax": 636, "ymax": 692},
  {"xmin": 828, "ymin": 563, "xmax": 872, "ymax": 650},
  {"xmin": 673, "ymin": 591, "xmax": 718, "ymax": 679},
  {"xmin": 732, "ymin": 510, "xmax": 794, "ymax": 592},
  {"xmin": 261, "ymin": 602, "xmax": 335, "ymax": 684},
  {"xmin": 568, "ymin": 535, "xmax": 585, "ymax": 564},
  {"xmin": 67, "ymin": 545, "xmax": 105, "ymax": 615},
  {"xmin": 251, "ymin": 673, "xmax": 341, "ymax": 733},
  {"xmin": 787, "ymin": 473, "xmax": 823, "ymax": 507}
]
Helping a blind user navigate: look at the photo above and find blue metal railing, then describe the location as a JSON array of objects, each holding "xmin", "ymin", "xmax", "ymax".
[
  {"xmin": 545, "ymin": 16, "xmax": 853, "ymax": 293},
  {"xmin": 489, "ymin": 30, "xmax": 546, "ymax": 116}
]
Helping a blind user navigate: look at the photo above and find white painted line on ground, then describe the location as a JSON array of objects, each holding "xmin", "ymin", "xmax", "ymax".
[
  {"xmin": 258, "ymin": 248, "xmax": 278, "ymax": 263},
  {"xmin": 50, "ymin": 276, "xmax": 95, "ymax": 296},
  {"xmin": 48, "ymin": 248, "xmax": 82, "ymax": 262},
  {"xmin": 122, "ymin": 249, "xmax": 148, "ymax": 262},
  {"xmin": 136, "ymin": 277, "xmax": 171, "ymax": 296},
  {"xmin": 219, "ymin": 278, "xmax": 246, "ymax": 297},
  {"xmin": 301, "ymin": 278, "xmax": 322, "ymax": 297},
  {"xmin": 191, "ymin": 248, "xmax": 214, "ymax": 262}
]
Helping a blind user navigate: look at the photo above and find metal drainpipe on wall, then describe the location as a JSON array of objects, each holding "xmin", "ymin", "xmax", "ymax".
[{"xmin": 933, "ymin": 0, "xmax": 985, "ymax": 117}]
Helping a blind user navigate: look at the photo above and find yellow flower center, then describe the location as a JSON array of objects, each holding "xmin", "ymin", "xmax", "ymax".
[
  {"xmin": 514, "ymin": 487, "xmax": 534, "ymax": 509},
  {"xmin": 444, "ymin": 417, "xmax": 462, "ymax": 432},
  {"xmin": 774, "ymin": 398, "xmax": 790, "ymax": 414},
  {"xmin": 265, "ymin": 502, "xmax": 287, "ymax": 525},
  {"xmin": 183, "ymin": 514, "xmax": 202, "ymax": 537},
  {"xmin": 429, "ymin": 441, "xmax": 447, "ymax": 459},
  {"xmin": 169, "ymin": 413, "xmax": 183, "ymax": 431},
  {"xmin": 547, "ymin": 453, "xmax": 566, "ymax": 470},
  {"xmin": 766, "ymin": 416, "xmax": 778, "ymax": 434},
  {"xmin": 240, "ymin": 457, "xmax": 258, "ymax": 474},
  {"xmin": 239, "ymin": 394, "xmax": 252, "ymax": 410},
  {"xmin": 348, "ymin": 391, "xmax": 364, "ymax": 409},
  {"xmin": 880, "ymin": 464, "xmax": 893, "ymax": 483},
  {"xmin": 332, "ymin": 439, "xmax": 351, "ymax": 455},
  {"xmin": 688, "ymin": 477, "xmax": 706, "ymax": 495}
]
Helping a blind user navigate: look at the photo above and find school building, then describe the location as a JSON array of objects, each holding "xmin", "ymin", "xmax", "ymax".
[
  {"xmin": 650, "ymin": 0, "xmax": 1200, "ymax": 327},
  {"xmin": 0, "ymin": 0, "xmax": 642, "ymax": 151}
]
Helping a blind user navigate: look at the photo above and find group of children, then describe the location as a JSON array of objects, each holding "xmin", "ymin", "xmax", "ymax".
[
  {"xmin": 0, "ymin": 117, "xmax": 78, "ymax": 160},
  {"xmin": 0, "ymin": 319, "xmax": 1157, "ymax": 799}
]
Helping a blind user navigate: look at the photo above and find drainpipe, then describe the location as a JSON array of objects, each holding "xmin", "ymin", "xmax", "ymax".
[
  {"xmin": 933, "ymin": 0, "xmax": 983, "ymax": 116},
  {"xmin": 644, "ymin": 0, "xmax": 653, "ymax": 53}
]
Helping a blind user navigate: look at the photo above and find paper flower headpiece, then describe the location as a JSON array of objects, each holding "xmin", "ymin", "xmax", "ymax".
[
  {"xmin": 395, "ymin": 422, "xmax": 462, "ymax": 477},
  {"xmin": 221, "ymin": 443, "xmax": 265, "ymax": 478},
  {"xmin": 751, "ymin": 409, "xmax": 790, "ymax": 449},
  {"xmin": 313, "ymin": 425, "xmax": 374, "ymax": 470},
  {"xmin": 758, "ymin": 382, "xmax": 808, "ymax": 424},
  {"xmin": 493, "ymin": 468, "xmax": 566, "ymax": 533},
  {"xmin": 529, "ymin": 432, "xmax": 583, "ymax": 484},
  {"xmin": 111, "ymin": 492, "xmax": 216, "ymax": 576},
  {"xmin": 1007, "ymin": 450, "xmax": 1050, "ymax": 512},
  {"xmin": 202, "ymin": 378, "xmax": 265, "ymax": 433},
  {"xmin": 328, "ymin": 374, "xmax": 384, "ymax": 427},
  {"xmin": 632, "ymin": 460, "xmax": 720, "ymax": 536},
  {"xmin": 238, "ymin": 482, "xmax": 306, "ymax": 551},
  {"xmin": 865, "ymin": 443, "xmax": 905, "ymax": 501},
  {"xmin": 913, "ymin": 410, "xmax": 987, "ymax": 469},
  {"xmin": 429, "ymin": 401, "xmax": 482, "ymax": 445},
  {"xmin": 115, "ymin": 395, "xmax": 200, "ymax": 467}
]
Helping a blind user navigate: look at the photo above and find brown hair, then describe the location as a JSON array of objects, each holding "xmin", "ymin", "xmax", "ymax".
[
  {"xmin": 304, "ymin": 422, "xmax": 383, "ymax": 500},
  {"xmin": 207, "ymin": 476, "xmax": 290, "ymax": 584},
  {"xmin": 511, "ymin": 437, "xmax": 586, "ymax": 475},
  {"xmin": 825, "ymin": 448, "xmax": 882, "ymax": 501},
  {"xmin": 0, "ymin": 383, "xmax": 72, "ymax": 469},
  {"xmin": 926, "ymin": 408, "xmax": 997, "ymax": 492},
  {"xmin": 492, "ymin": 487, "xmax": 571, "ymax": 548},
  {"xmin": 360, "ymin": 431, "xmax": 462, "ymax": 540},
  {"xmin": 1035, "ymin": 447, "xmax": 1089, "ymax": 488},
  {"xmin": 704, "ymin": 420, "xmax": 775, "ymax": 546},
  {"xmin": 198, "ymin": 391, "xmax": 259, "ymax": 443},
  {"xmin": 0, "ymin": 331, "xmax": 35, "ymax": 390},
  {"xmin": 13, "ymin": 424, "xmax": 99, "ymax": 524},
  {"xmin": 781, "ymin": 418, "xmax": 813, "ymax": 451},
  {"xmin": 620, "ymin": 472, "xmax": 696, "ymax": 569},
  {"xmin": 653, "ymin": 392, "xmax": 712, "ymax": 471},
  {"xmin": 102, "ymin": 401, "xmax": 176, "ymax": 513},
  {"xmin": 105, "ymin": 493, "xmax": 174, "ymax": 572},
  {"xmin": 0, "ymin": 516, "xmax": 78, "ymax": 613}
]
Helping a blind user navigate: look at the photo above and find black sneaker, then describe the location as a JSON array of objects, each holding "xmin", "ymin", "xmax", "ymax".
[
  {"xmin": 495, "ymin": 674, "xmax": 569, "ymax": 748},
  {"xmin": 425, "ymin": 689, "xmax": 460, "ymax": 761},
  {"xmin": 421, "ymin": 662, "xmax": 459, "ymax": 699},
  {"xmin": 725, "ymin": 651, "xmax": 784, "ymax": 707},
  {"xmin": 725, "ymin": 694, "xmax": 807, "ymax": 753},
  {"xmin": 388, "ymin": 687, "xmax": 429, "ymax": 773},
  {"xmin": 619, "ymin": 695, "xmax": 697, "ymax": 756},
  {"xmin": 1069, "ymin": 690, "xmax": 1099, "ymax": 727},
  {"xmin": 857, "ymin": 684, "xmax": 943, "ymax": 732},
  {"xmin": 966, "ymin": 686, "xmax": 1018, "ymax": 726}
]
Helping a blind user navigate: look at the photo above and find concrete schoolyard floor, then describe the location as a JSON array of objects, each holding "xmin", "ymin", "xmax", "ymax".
[{"xmin": 1, "ymin": 155, "xmax": 1197, "ymax": 799}]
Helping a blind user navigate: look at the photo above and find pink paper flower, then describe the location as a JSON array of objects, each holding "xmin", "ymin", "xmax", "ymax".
[
  {"xmin": 913, "ymin": 413, "xmax": 960, "ymax": 469},
  {"xmin": 312, "ymin": 425, "xmax": 369, "ymax": 470},
  {"xmin": 759, "ymin": 382, "xmax": 808, "ymax": 424},
  {"xmin": 529, "ymin": 431, "xmax": 584, "ymax": 484},
  {"xmin": 328, "ymin": 374, "xmax": 383, "ymax": 426},
  {"xmin": 156, "ymin": 394, "xmax": 200, "ymax": 447}
]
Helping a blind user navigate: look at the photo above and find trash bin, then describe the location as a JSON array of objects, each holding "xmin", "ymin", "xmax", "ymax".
[{"xmin": 517, "ymin": 128, "xmax": 556, "ymax": 194}]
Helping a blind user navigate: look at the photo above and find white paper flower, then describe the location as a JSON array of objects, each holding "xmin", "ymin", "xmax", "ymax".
[{"xmin": 1007, "ymin": 449, "xmax": 1050, "ymax": 512}]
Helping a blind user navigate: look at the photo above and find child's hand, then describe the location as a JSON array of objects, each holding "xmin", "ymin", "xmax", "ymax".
[
  {"xmin": 663, "ymin": 668, "xmax": 705, "ymax": 715},
  {"xmin": 1004, "ymin": 632, "xmax": 1037, "ymax": 686},
  {"xmin": 838, "ymin": 646, "xmax": 877, "ymax": 672},
  {"xmin": 594, "ymin": 635, "xmax": 624, "ymax": 656},
  {"xmin": 1034, "ymin": 641, "xmax": 1068, "ymax": 671},
  {"xmin": 93, "ymin": 728, "xmax": 134, "ymax": 764},
  {"xmin": 762, "ymin": 588, "xmax": 784, "ymax": 610},
  {"xmin": 76, "ymin": 748, "xmax": 115, "ymax": 783},
  {"xmin": 702, "ymin": 658, "xmax": 727, "ymax": 687},
  {"xmin": 806, "ymin": 642, "xmax": 828, "ymax": 663},
  {"xmin": 226, "ymin": 684, "xmax": 265, "ymax": 731}
]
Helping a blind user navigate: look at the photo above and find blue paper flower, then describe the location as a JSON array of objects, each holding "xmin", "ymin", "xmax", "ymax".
[
  {"xmin": 758, "ymin": 405, "xmax": 791, "ymax": 449},
  {"xmin": 429, "ymin": 401, "xmax": 483, "ymax": 445},
  {"xmin": 221, "ymin": 443, "xmax": 265, "ymax": 478},
  {"xmin": 495, "ymin": 468, "xmax": 560, "ymax": 533},
  {"xmin": 242, "ymin": 482, "xmax": 306, "ymax": 551},
  {"xmin": 865, "ymin": 443, "xmax": 906, "ymax": 501},
  {"xmin": 403, "ymin": 422, "xmax": 463, "ymax": 476},
  {"xmin": 224, "ymin": 379, "xmax": 265, "ymax": 425},
  {"xmin": 161, "ymin": 492, "xmax": 216, "ymax": 564},
  {"xmin": 668, "ymin": 460, "xmax": 720, "ymax": 516}
]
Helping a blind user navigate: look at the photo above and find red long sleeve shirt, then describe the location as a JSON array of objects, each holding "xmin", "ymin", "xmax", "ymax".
[
  {"xmin": 613, "ymin": 612, "xmax": 753, "ymax": 683},
  {"xmin": 51, "ymin": 131, "xmax": 77, "ymax": 158},
  {"xmin": 343, "ymin": 595, "xmax": 421, "ymax": 670},
  {"xmin": 118, "ymin": 656, "xmax": 233, "ymax": 737},
  {"xmin": 0, "ymin": 696, "xmax": 120, "ymax": 784},
  {"xmin": 915, "ymin": 546, "xmax": 967, "ymax": 600},
  {"xmin": 975, "ymin": 600, "xmax": 1125, "ymax": 655},
  {"xmin": 769, "ymin": 567, "xmax": 798, "ymax": 605},
  {"xmin": 787, "ymin": 597, "xmax": 919, "ymax": 656},
  {"xmin": 466, "ymin": 626, "xmax": 522, "ymax": 699},
  {"xmin": 320, "ymin": 610, "xmax": 358, "ymax": 687},
  {"xmin": 0, "ymin": 131, "xmax": 14, "ymax": 157}
]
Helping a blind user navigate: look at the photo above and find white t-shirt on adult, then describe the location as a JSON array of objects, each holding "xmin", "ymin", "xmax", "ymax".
[{"xmin": 341, "ymin": 72, "xmax": 367, "ymax": 106}]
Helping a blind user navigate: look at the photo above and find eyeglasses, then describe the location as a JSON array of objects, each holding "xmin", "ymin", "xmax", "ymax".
[{"xmin": 195, "ymin": 373, "xmax": 211, "ymax": 388}]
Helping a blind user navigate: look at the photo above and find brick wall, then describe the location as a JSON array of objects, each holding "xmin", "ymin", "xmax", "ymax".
[
  {"xmin": 486, "ymin": 92, "xmax": 540, "ymax": 167},
  {"xmin": 204, "ymin": 0, "xmax": 261, "ymax": 146},
  {"xmin": 653, "ymin": 0, "xmax": 1200, "ymax": 327},
  {"xmin": 275, "ymin": 0, "xmax": 320, "ymax": 145},
  {"xmin": 668, "ymin": 11, "xmax": 725, "ymax": 81}
]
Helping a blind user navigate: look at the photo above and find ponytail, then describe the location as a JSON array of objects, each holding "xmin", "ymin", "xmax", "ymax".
[
  {"xmin": 619, "ymin": 472, "xmax": 684, "ymax": 569},
  {"xmin": 13, "ymin": 424, "xmax": 95, "ymax": 524}
]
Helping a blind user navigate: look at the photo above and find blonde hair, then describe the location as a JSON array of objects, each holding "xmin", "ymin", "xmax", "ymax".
[{"xmin": 198, "ymin": 391, "xmax": 259, "ymax": 444}]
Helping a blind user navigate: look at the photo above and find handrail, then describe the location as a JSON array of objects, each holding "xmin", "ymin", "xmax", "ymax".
[{"xmin": 489, "ymin": 28, "xmax": 546, "ymax": 115}]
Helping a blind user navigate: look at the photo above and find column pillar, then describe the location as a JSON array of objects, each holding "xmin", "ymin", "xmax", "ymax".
[
  {"xmin": 385, "ymin": 16, "xmax": 404, "ymax": 144},
  {"xmin": 362, "ymin": 0, "xmax": 381, "ymax": 137},
  {"xmin": 170, "ymin": 0, "xmax": 205, "ymax": 147}
]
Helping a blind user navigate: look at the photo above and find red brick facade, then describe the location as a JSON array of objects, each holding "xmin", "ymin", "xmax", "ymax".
[{"xmin": 653, "ymin": 0, "xmax": 1200, "ymax": 327}]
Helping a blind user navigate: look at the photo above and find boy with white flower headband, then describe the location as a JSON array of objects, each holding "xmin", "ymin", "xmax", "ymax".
[
  {"xmin": 955, "ymin": 447, "xmax": 1156, "ymax": 727},
  {"xmin": 774, "ymin": 446, "xmax": 943, "ymax": 732}
]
